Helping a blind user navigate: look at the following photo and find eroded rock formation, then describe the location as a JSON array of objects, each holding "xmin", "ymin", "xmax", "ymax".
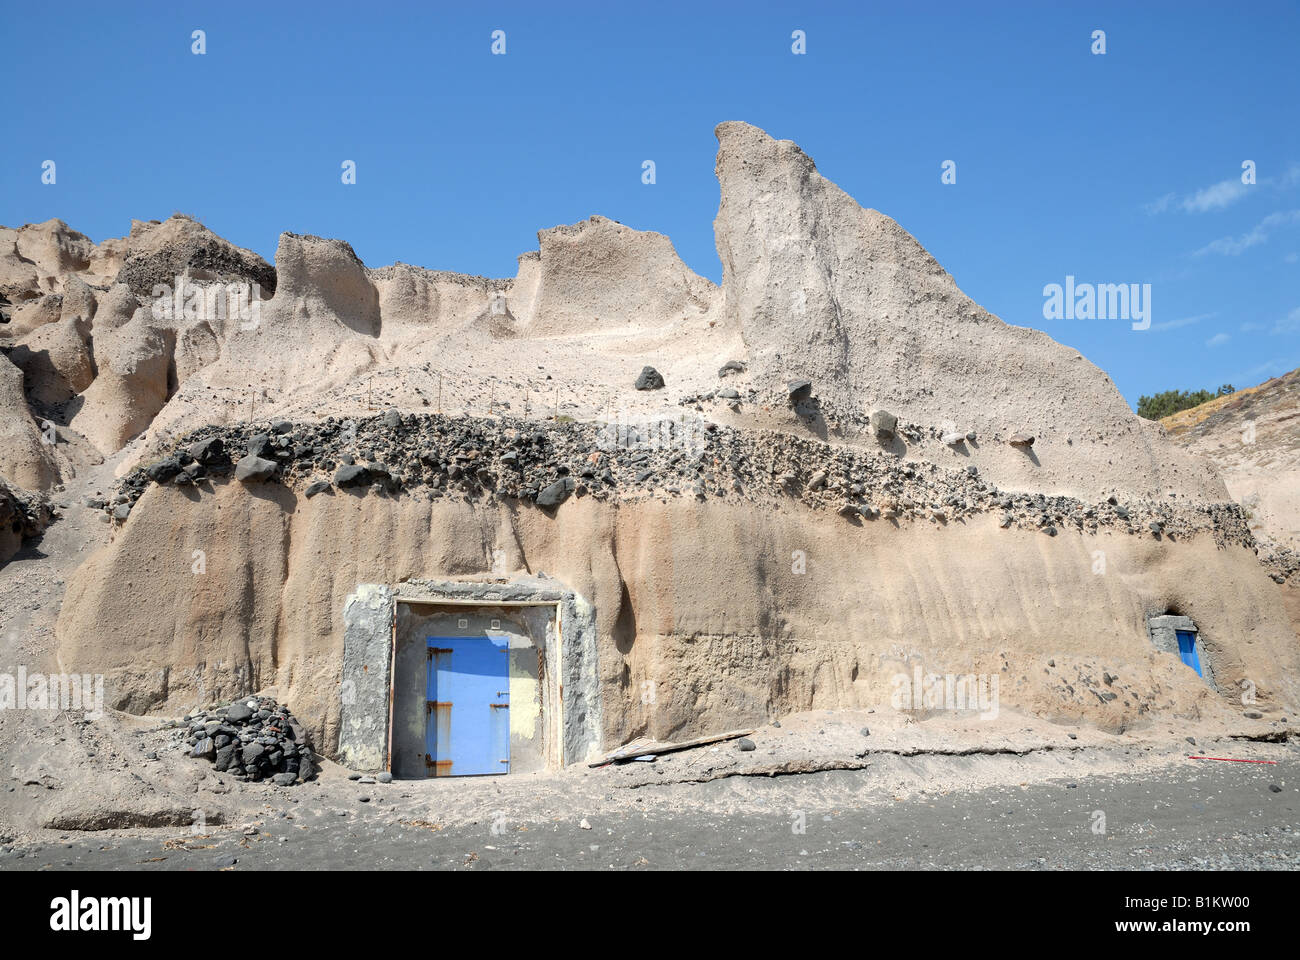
[{"xmin": 0, "ymin": 122, "xmax": 1292, "ymax": 761}]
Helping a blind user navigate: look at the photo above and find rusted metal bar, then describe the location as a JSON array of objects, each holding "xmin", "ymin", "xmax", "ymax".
[{"xmin": 385, "ymin": 600, "xmax": 398, "ymax": 774}]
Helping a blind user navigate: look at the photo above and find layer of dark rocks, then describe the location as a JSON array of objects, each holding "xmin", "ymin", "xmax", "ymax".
[
  {"xmin": 103, "ymin": 410, "xmax": 1254, "ymax": 550},
  {"xmin": 1259, "ymin": 545, "xmax": 1299, "ymax": 585},
  {"xmin": 172, "ymin": 696, "xmax": 316, "ymax": 786}
]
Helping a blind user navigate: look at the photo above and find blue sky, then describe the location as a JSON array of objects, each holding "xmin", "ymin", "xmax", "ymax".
[{"xmin": 4, "ymin": 1, "xmax": 1298, "ymax": 406}]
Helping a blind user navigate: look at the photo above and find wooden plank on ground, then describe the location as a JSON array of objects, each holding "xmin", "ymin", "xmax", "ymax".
[{"xmin": 590, "ymin": 728, "xmax": 756, "ymax": 766}]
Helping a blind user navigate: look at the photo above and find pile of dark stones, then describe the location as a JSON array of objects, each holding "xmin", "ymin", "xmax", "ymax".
[{"xmin": 177, "ymin": 696, "xmax": 315, "ymax": 786}]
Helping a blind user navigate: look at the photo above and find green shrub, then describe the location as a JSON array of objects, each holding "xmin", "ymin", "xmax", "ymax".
[{"xmin": 1136, "ymin": 384, "xmax": 1234, "ymax": 420}]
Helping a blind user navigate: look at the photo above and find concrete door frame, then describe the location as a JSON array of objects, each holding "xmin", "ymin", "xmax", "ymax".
[
  {"xmin": 339, "ymin": 577, "xmax": 601, "ymax": 774},
  {"xmin": 1146, "ymin": 613, "xmax": 1218, "ymax": 691}
]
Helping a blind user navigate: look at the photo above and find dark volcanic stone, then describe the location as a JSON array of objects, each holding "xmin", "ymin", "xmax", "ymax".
[
  {"xmin": 634, "ymin": 366, "xmax": 665, "ymax": 391},
  {"xmin": 536, "ymin": 478, "xmax": 575, "ymax": 508},
  {"xmin": 335, "ymin": 464, "xmax": 370, "ymax": 487},
  {"xmin": 189, "ymin": 437, "xmax": 224, "ymax": 463},
  {"xmin": 246, "ymin": 433, "xmax": 272, "ymax": 458},
  {"xmin": 235, "ymin": 455, "xmax": 278, "ymax": 483},
  {"xmin": 145, "ymin": 457, "xmax": 182, "ymax": 483},
  {"xmin": 214, "ymin": 744, "xmax": 236, "ymax": 772}
]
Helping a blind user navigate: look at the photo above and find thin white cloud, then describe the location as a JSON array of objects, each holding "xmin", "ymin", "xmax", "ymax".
[
  {"xmin": 1181, "ymin": 179, "xmax": 1248, "ymax": 213},
  {"xmin": 1152, "ymin": 312, "xmax": 1214, "ymax": 332},
  {"xmin": 1144, "ymin": 162, "xmax": 1299, "ymax": 216},
  {"xmin": 1143, "ymin": 193, "xmax": 1175, "ymax": 215},
  {"xmin": 1228, "ymin": 354, "xmax": 1300, "ymax": 387},
  {"xmin": 1193, "ymin": 209, "xmax": 1300, "ymax": 256},
  {"xmin": 1274, "ymin": 307, "xmax": 1300, "ymax": 335},
  {"xmin": 1206, "ymin": 332, "xmax": 1231, "ymax": 347}
]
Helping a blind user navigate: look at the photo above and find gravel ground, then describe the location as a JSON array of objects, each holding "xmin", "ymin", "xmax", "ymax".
[{"xmin": 4, "ymin": 752, "xmax": 1294, "ymax": 871}]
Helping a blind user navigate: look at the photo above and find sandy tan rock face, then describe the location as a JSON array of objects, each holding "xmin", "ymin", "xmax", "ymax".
[
  {"xmin": 265, "ymin": 232, "xmax": 378, "ymax": 337},
  {"xmin": 14, "ymin": 218, "xmax": 94, "ymax": 285},
  {"xmin": 8, "ymin": 316, "xmax": 96, "ymax": 406},
  {"xmin": 373, "ymin": 266, "xmax": 440, "ymax": 329},
  {"xmin": 55, "ymin": 481, "xmax": 1300, "ymax": 755},
  {"xmin": 516, "ymin": 215, "xmax": 717, "ymax": 336},
  {"xmin": 173, "ymin": 318, "xmax": 221, "ymax": 385},
  {"xmin": 71, "ymin": 316, "xmax": 173, "ymax": 456},
  {"xmin": 84, "ymin": 234, "xmax": 129, "ymax": 285},
  {"xmin": 88, "ymin": 282, "xmax": 139, "ymax": 335},
  {"xmin": 59, "ymin": 275, "xmax": 97, "ymax": 324},
  {"xmin": 0, "ymin": 354, "xmax": 58, "ymax": 491},
  {"xmin": 712, "ymin": 121, "xmax": 1225, "ymax": 502},
  {"xmin": 1163, "ymin": 369, "xmax": 1300, "ymax": 553},
  {"xmin": 0, "ymin": 227, "xmax": 41, "ymax": 301},
  {"xmin": 1160, "ymin": 371, "xmax": 1300, "ymax": 639},
  {"xmin": 370, "ymin": 264, "xmax": 508, "ymax": 339},
  {"xmin": 5, "ymin": 293, "xmax": 63, "ymax": 338}
]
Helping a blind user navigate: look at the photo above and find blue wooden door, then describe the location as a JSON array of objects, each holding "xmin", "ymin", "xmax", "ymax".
[
  {"xmin": 1175, "ymin": 630, "xmax": 1203, "ymax": 677},
  {"xmin": 426, "ymin": 635, "xmax": 510, "ymax": 776}
]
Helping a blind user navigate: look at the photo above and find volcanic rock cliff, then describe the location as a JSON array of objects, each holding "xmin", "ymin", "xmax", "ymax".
[{"xmin": 2, "ymin": 122, "xmax": 1295, "ymax": 759}]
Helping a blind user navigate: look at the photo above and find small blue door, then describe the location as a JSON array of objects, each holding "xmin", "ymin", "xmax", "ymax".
[
  {"xmin": 426, "ymin": 635, "xmax": 510, "ymax": 777},
  {"xmin": 1175, "ymin": 630, "xmax": 1203, "ymax": 677}
]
